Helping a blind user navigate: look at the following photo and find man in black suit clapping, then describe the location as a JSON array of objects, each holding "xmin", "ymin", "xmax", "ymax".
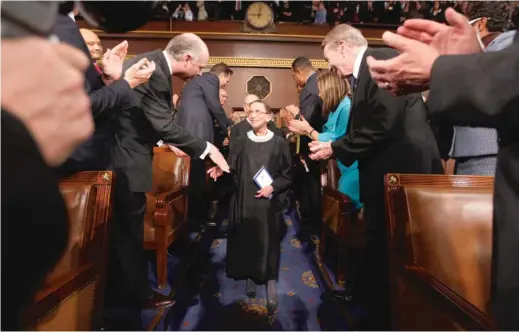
[
  {"xmin": 309, "ymin": 24, "xmax": 443, "ymax": 329},
  {"xmin": 109, "ymin": 33, "xmax": 229, "ymax": 310}
]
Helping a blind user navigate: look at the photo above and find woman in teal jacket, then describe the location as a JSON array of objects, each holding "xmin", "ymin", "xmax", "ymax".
[{"xmin": 289, "ymin": 71, "xmax": 361, "ymax": 209}]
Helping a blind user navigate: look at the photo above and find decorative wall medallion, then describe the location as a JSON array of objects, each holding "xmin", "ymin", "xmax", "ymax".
[{"xmin": 246, "ymin": 75, "xmax": 271, "ymax": 99}]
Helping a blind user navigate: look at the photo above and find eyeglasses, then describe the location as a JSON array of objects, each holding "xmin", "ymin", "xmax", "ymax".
[{"xmin": 249, "ymin": 110, "xmax": 269, "ymax": 115}]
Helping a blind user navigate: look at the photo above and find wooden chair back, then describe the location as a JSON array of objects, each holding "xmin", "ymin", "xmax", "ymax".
[
  {"xmin": 19, "ymin": 171, "xmax": 113, "ymax": 330},
  {"xmin": 385, "ymin": 174, "xmax": 495, "ymax": 330}
]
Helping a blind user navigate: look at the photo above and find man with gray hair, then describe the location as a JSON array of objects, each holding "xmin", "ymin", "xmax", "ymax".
[
  {"xmin": 309, "ymin": 24, "xmax": 443, "ymax": 329},
  {"xmin": 108, "ymin": 33, "xmax": 229, "ymax": 311}
]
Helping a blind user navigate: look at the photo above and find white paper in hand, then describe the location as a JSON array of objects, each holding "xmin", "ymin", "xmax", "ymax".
[{"xmin": 253, "ymin": 166, "xmax": 274, "ymax": 199}]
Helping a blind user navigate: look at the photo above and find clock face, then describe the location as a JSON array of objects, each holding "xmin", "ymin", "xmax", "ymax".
[{"xmin": 246, "ymin": 2, "xmax": 274, "ymax": 30}]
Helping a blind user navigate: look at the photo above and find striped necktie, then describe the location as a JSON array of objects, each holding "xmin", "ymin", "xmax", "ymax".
[{"xmin": 94, "ymin": 62, "xmax": 102, "ymax": 75}]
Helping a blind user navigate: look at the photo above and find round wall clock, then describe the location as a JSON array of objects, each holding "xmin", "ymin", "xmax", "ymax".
[
  {"xmin": 246, "ymin": 75, "xmax": 272, "ymax": 100},
  {"xmin": 245, "ymin": 2, "xmax": 274, "ymax": 30}
]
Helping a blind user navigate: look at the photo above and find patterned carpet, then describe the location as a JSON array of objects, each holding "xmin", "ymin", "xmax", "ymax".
[{"xmin": 135, "ymin": 208, "xmax": 352, "ymax": 331}]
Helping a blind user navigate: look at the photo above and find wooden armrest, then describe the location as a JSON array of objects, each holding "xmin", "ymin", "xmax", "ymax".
[
  {"xmin": 20, "ymin": 263, "xmax": 96, "ymax": 328},
  {"xmin": 153, "ymin": 189, "xmax": 185, "ymax": 227}
]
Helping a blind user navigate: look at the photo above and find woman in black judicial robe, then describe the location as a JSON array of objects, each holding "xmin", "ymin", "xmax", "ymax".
[{"xmin": 208, "ymin": 100, "xmax": 292, "ymax": 313}]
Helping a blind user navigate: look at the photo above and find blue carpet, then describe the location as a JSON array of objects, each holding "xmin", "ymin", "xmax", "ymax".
[{"xmin": 151, "ymin": 209, "xmax": 351, "ymax": 331}]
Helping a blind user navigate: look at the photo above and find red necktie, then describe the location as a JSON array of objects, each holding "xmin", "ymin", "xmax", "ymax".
[{"xmin": 94, "ymin": 62, "xmax": 102, "ymax": 75}]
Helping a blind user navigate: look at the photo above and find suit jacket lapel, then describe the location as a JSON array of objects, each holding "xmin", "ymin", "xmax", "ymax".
[
  {"xmin": 157, "ymin": 50, "xmax": 173, "ymax": 94},
  {"xmin": 348, "ymin": 49, "xmax": 371, "ymax": 133}
]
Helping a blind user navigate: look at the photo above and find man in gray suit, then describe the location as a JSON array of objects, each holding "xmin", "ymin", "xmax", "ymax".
[{"xmin": 450, "ymin": 2, "xmax": 516, "ymax": 175}]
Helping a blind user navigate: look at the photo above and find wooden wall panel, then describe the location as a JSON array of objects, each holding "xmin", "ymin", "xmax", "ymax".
[
  {"xmin": 78, "ymin": 19, "xmax": 393, "ymax": 112},
  {"xmin": 172, "ymin": 67, "xmax": 298, "ymax": 114}
]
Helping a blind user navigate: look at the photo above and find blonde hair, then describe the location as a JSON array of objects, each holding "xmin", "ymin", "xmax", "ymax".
[
  {"xmin": 321, "ymin": 24, "xmax": 367, "ymax": 49},
  {"xmin": 317, "ymin": 71, "xmax": 350, "ymax": 116}
]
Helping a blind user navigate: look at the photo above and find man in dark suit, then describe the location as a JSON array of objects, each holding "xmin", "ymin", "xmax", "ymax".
[
  {"xmin": 52, "ymin": 11, "xmax": 154, "ymax": 175},
  {"xmin": 309, "ymin": 24, "xmax": 443, "ymax": 329},
  {"xmin": 366, "ymin": 9, "xmax": 519, "ymax": 328},
  {"xmin": 284, "ymin": 57, "xmax": 324, "ymax": 236},
  {"xmin": 175, "ymin": 62, "xmax": 233, "ymax": 229},
  {"xmin": 109, "ymin": 33, "xmax": 229, "ymax": 310}
]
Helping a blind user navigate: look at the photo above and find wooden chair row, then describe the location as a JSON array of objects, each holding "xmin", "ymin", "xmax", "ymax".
[
  {"xmin": 315, "ymin": 159, "xmax": 495, "ymax": 330},
  {"xmin": 19, "ymin": 148, "xmax": 191, "ymax": 330}
]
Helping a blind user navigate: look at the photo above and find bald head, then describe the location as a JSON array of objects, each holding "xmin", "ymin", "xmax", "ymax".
[
  {"xmin": 244, "ymin": 94, "xmax": 259, "ymax": 112},
  {"xmin": 164, "ymin": 33, "xmax": 209, "ymax": 79},
  {"xmin": 80, "ymin": 29, "xmax": 103, "ymax": 61}
]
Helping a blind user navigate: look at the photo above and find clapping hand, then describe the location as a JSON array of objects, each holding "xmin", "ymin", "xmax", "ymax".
[
  {"xmin": 308, "ymin": 141, "xmax": 333, "ymax": 161},
  {"xmin": 124, "ymin": 58, "xmax": 156, "ymax": 88},
  {"xmin": 367, "ymin": 8, "xmax": 480, "ymax": 96},
  {"xmin": 101, "ymin": 40, "xmax": 128, "ymax": 81},
  {"xmin": 255, "ymin": 185, "xmax": 274, "ymax": 199},
  {"xmin": 288, "ymin": 115, "xmax": 312, "ymax": 135}
]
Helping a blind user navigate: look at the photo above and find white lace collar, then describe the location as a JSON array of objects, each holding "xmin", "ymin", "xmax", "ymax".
[{"xmin": 247, "ymin": 129, "xmax": 274, "ymax": 143}]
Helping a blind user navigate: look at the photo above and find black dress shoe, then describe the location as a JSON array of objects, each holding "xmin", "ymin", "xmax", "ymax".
[
  {"xmin": 331, "ymin": 289, "xmax": 355, "ymax": 302},
  {"xmin": 141, "ymin": 291, "xmax": 175, "ymax": 309}
]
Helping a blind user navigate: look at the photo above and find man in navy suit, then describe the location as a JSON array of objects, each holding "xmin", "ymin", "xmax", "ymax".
[{"xmin": 176, "ymin": 62, "xmax": 234, "ymax": 229}]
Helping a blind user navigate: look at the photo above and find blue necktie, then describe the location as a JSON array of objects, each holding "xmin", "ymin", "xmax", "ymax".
[{"xmin": 347, "ymin": 75, "xmax": 357, "ymax": 92}]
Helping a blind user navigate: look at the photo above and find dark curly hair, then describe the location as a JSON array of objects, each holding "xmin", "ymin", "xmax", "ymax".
[{"xmin": 468, "ymin": 1, "xmax": 511, "ymax": 32}]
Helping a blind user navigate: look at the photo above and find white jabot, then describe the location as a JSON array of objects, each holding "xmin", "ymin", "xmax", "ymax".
[
  {"xmin": 162, "ymin": 50, "xmax": 173, "ymax": 75},
  {"xmin": 247, "ymin": 129, "xmax": 274, "ymax": 143},
  {"xmin": 353, "ymin": 46, "xmax": 367, "ymax": 79}
]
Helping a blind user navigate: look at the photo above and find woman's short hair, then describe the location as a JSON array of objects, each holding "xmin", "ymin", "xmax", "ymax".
[
  {"xmin": 249, "ymin": 99, "xmax": 272, "ymax": 114},
  {"xmin": 317, "ymin": 70, "xmax": 350, "ymax": 116}
]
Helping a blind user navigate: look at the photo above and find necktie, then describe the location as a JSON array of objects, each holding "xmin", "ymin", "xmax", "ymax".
[
  {"xmin": 347, "ymin": 75, "xmax": 357, "ymax": 92},
  {"xmin": 94, "ymin": 62, "xmax": 102, "ymax": 75}
]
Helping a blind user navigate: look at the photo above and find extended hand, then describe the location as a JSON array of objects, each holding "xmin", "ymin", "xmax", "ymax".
[
  {"xmin": 101, "ymin": 40, "xmax": 128, "ymax": 81},
  {"xmin": 168, "ymin": 144, "xmax": 187, "ymax": 157},
  {"xmin": 308, "ymin": 141, "xmax": 333, "ymax": 161},
  {"xmin": 207, "ymin": 166, "xmax": 224, "ymax": 181},
  {"xmin": 208, "ymin": 143, "xmax": 230, "ymax": 173},
  {"xmin": 255, "ymin": 185, "xmax": 274, "ymax": 199},
  {"xmin": 124, "ymin": 58, "xmax": 156, "ymax": 88}
]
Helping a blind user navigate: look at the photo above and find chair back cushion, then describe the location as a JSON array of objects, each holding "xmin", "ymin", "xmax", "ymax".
[{"xmin": 385, "ymin": 174, "xmax": 494, "ymax": 330}]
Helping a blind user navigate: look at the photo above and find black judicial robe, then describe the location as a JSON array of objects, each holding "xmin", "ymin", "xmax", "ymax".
[{"xmin": 226, "ymin": 130, "xmax": 292, "ymax": 284}]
